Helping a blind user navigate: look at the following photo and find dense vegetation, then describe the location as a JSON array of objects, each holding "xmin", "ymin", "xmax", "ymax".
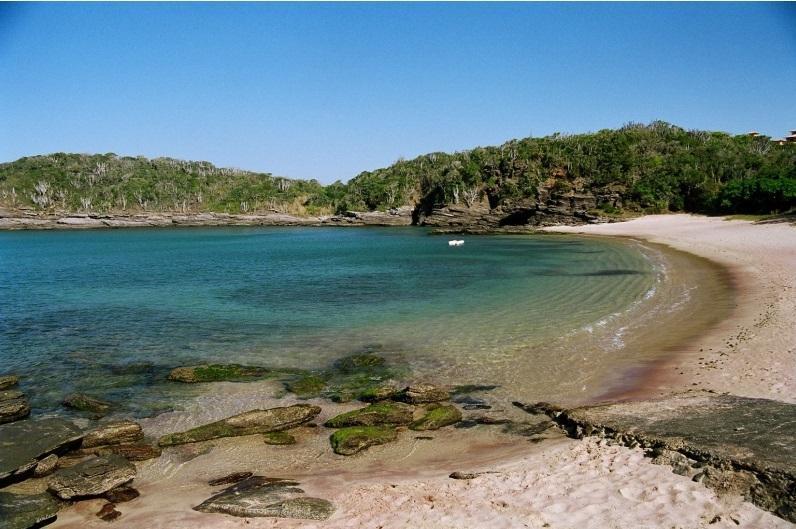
[
  {"xmin": 338, "ymin": 122, "xmax": 795, "ymax": 215},
  {"xmin": 0, "ymin": 153, "xmax": 330, "ymax": 215},
  {"xmin": 1, "ymin": 122, "xmax": 794, "ymax": 216}
]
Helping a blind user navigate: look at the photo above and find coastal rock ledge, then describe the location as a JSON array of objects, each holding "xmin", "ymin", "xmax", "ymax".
[{"xmin": 524, "ymin": 392, "xmax": 796, "ymax": 523}]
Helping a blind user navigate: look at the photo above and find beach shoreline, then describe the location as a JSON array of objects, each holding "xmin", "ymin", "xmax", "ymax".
[{"xmin": 14, "ymin": 213, "xmax": 796, "ymax": 528}]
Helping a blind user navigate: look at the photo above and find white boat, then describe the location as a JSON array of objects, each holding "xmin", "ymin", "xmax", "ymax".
[{"xmin": 448, "ymin": 240, "xmax": 464, "ymax": 246}]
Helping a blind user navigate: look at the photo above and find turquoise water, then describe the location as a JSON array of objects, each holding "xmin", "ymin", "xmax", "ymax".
[{"xmin": 0, "ymin": 227, "xmax": 667, "ymax": 415}]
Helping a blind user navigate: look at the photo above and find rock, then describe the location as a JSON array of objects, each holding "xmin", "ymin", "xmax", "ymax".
[
  {"xmin": 450, "ymin": 384, "xmax": 498, "ymax": 395},
  {"xmin": 167, "ymin": 364, "xmax": 286, "ymax": 383},
  {"xmin": 62, "ymin": 393, "xmax": 112, "ymax": 416},
  {"xmin": 398, "ymin": 383, "xmax": 450, "ymax": 404},
  {"xmin": 324, "ymin": 402, "xmax": 414, "ymax": 428},
  {"xmin": 357, "ymin": 382, "xmax": 401, "ymax": 402},
  {"xmin": 449, "ymin": 471, "xmax": 495, "ymax": 480},
  {"xmin": 0, "ymin": 491, "xmax": 60, "ymax": 529},
  {"xmin": 409, "ymin": 404, "xmax": 462, "ymax": 431},
  {"xmin": 48, "ymin": 455, "xmax": 136, "ymax": 500},
  {"xmin": 208, "ymin": 472, "xmax": 253, "ymax": 486},
  {"xmin": 263, "ymin": 432, "xmax": 296, "ymax": 445},
  {"xmin": 284, "ymin": 374, "xmax": 327, "ymax": 398},
  {"xmin": 0, "ymin": 390, "xmax": 30, "ymax": 424},
  {"xmin": 194, "ymin": 476, "xmax": 334, "ymax": 520},
  {"xmin": 329, "ymin": 426, "xmax": 398, "ymax": 455},
  {"xmin": 463, "ymin": 404, "xmax": 491, "ymax": 410},
  {"xmin": 158, "ymin": 404, "xmax": 321, "ymax": 446},
  {"xmin": 96, "ymin": 502, "xmax": 121, "ymax": 522},
  {"xmin": 0, "ymin": 375, "xmax": 19, "ymax": 391},
  {"xmin": 502, "ymin": 420, "xmax": 557, "ymax": 438},
  {"xmin": 332, "ymin": 354, "xmax": 386, "ymax": 374},
  {"xmin": 0, "ymin": 418, "xmax": 83, "ymax": 484},
  {"xmin": 544, "ymin": 392, "xmax": 796, "ymax": 523},
  {"xmin": 103, "ymin": 486, "xmax": 140, "ymax": 503},
  {"xmin": 472, "ymin": 416, "xmax": 511, "ymax": 425},
  {"xmin": 82, "ymin": 421, "xmax": 144, "ymax": 448},
  {"xmin": 33, "ymin": 454, "xmax": 59, "ymax": 478},
  {"xmin": 650, "ymin": 448, "xmax": 695, "ymax": 476},
  {"xmin": 512, "ymin": 401, "xmax": 564, "ymax": 416},
  {"xmin": 80, "ymin": 443, "xmax": 162, "ymax": 462}
]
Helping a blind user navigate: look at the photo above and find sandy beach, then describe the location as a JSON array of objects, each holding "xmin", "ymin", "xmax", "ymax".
[{"xmin": 39, "ymin": 214, "xmax": 795, "ymax": 529}]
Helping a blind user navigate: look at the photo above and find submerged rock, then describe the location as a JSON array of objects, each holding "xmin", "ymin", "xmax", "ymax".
[
  {"xmin": 0, "ymin": 491, "xmax": 60, "ymax": 529},
  {"xmin": 62, "ymin": 393, "xmax": 112, "ymax": 417},
  {"xmin": 0, "ymin": 418, "xmax": 83, "ymax": 484},
  {"xmin": 398, "ymin": 383, "xmax": 450, "ymax": 404},
  {"xmin": 194, "ymin": 476, "xmax": 334, "ymax": 520},
  {"xmin": 0, "ymin": 375, "xmax": 19, "ymax": 391},
  {"xmin": 81, "ymin": 442, "xmax": 162, "ymax": 462},
  {"xmin": 332, "ymin": 353, "xmax": 386, "ymax": 374},
  {"xmin": 284, "ymin": 374, "xmax": 327, "ymax": 398},
  {"xmin": 0, "ymin": 389, "xmax": 30, "ymax": 425},
  {"xmin": 81, "ymin": 421, "xmax": 144, "ymax": 448},
  {"xmin": 409, "ymin": 404, "xmax": 462, "ymax": 431},
  {"xmin": 329, "ymin": 426, "xmax": 398, "ymax": 455},
  {"xmin": 357, "ymin": 382, "xmax": 401, "ymax": 402},
  {"xmin": 158, "ymin": 404, "xmax": 321, "ymax": 447},
  {"xmin": 96, "ymin": 502, "xmax": 122, "ymax": 522},
  {"xmin": 263, "ymin": 431, "xmax": 296, "ymax": 445},
  {"xmin": 103, "ymin": 485, "xmax": 140, "ymax": 503},
  {"xmin": 48, "ymin": 455, "xmax": 136, "ymax": 500},
  {"xmin": 208, "ymin": 472, "xmax": 253, "ymax": 487},
  {"xmin": 324, "ymin": 402, "xmax": 414, "ymax": 428},
  {"xmin": 167, "ymin": 364, "xmax": 289, "ymax": 383}
]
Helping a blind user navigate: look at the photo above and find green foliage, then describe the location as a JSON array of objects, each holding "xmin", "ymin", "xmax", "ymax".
[{"xmin": 2, "ymin": 123, "xmax": 794, "ymax": 217}]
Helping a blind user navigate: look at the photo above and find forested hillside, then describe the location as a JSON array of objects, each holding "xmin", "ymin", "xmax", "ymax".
[{"xmin": 1, "ymin": 122, "xmax": 794, "ymax": 218}]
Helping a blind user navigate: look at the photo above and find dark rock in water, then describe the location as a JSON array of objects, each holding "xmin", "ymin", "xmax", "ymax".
[
  {"xmin": 82, "ymin": 421, "xmax": 144, "ymax": 448},
  {"xmin": 158, "ymin": 404, "xmax": 321, "ymax": 447},
  {"xmin": 472, "ymin": 416, "xmax": 511, "ymax": 425},
  {"xmin": 409, "ymin": 404, "xmax": 462, "ymax": 431},
  {"xmin": 0, "ymin": 491, "xmax": 60, "ymax": 529},
  {"xmin": 284, "ymin": 374, "xmax": 327, "ymax": 398},
  {"xmin": 108, "ymin": 362, "xmax": 155, "ymax": 376},
  {"xmin": 463, "ymin": 404, "xmax": 492, "ymax": 410},
  {"xmin": 62, "ymin": 393, "xmax": 112, "ymax": 417},
  {"xmin": 449, "ymin": 471, "xmax": 491, "ymax": 480},
  {"xmin": 208, "ymin": 472, "xmax": 253, "ymax": 487},
  {"xmin": 452, "ymin": 395, "xmax": 487, "ymax": 405},
  {"xmin": 325, "ymin": 402, "xmax": 414, "ymax": 428},
  {"xmin": 263, "ymin": 431, "xmax": 296, "ymax": 445},
  {"xmin": 0, "ymin": 389, "xmax": 30, "ymax": 424},
  {"xmin": 48, "ymin": 455, "xmax": 136, "ymax": 500},
  {"xmin": 0, "ymin": 418, "xmax": 83, "ymax": 484},
  {"xmin": 194, "ymin": 476, "xmax": 334, "ymax": 520},
  {"xmin": 103, "ymin": 486, "xmax": 140, "ymax": 503},
  {"xmin": 33, "ymin": 454, "xmax": 59, "ymax": 478},
  {"xmin": 333, "ymin": 354, "xmax": 386, "ymax": 374},
  {"xmin": 329, "ymin": 426, "xmax": 398, "ymax": 455},
  {"xmin": 450, "ymin": 384, "xmax": 498, "ymax": 395},
  {"xmin": 398, "ymin": 383, "xmax": 450, "ymax": 404},
  {"xmin": 0, "ymin": 375, "xmax": 19, "ymax": 391},
  {"xmin": 502, "ymin": 420, "xmax": 557, "ymax": 438},
  {"xmin": 512, "ymin": 401, "xmax": 564, "ymax": 416},
  {"xmin": 96, "ymin": 502, "xmax": 121, "ymax": 522},
  {"xmin": 542, "ymin": 392, "xmax": 796, "ymax": 523},
  {"xmin": 167, "ymin": 364, "xmax": 295, "ymax": 383},
  {"xmin": 357, "ymin": 382, "xmax": 401, "ymax": 402}
]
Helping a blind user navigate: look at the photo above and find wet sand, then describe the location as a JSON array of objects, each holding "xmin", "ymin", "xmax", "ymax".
[{"xmin": 48, "ymin": 214, "xmax": 795, "ymax": 528}]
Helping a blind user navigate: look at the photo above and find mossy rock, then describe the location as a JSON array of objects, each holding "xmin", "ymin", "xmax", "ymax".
[
  {"xmin": 329, "ymin": 426, "xmax": 398, "ymax": 455},
  {"xmin": 263, "ymin": 431, "xmax": 297, "ymax": 445},
  {"xmin": 324, "ymin": 402, "xmax": 414, "ymax": 428},
  {"xmin": 62, "ymin": 393, "xmax": 112, "ymax": 416},
  {"xmin": 285, "ymin": 374, "xmax": 327, "ymax": 399},
  {"xmin": 332, "ymin": 354, "xmax": 386, "ymax": 374},
  {"xmin": 409, "ymin": 404, "xmax": 462, "ymax": 431},
  {"xmin": 168, "ymin": 364, "xmax": 293, "ymax": 383},
  {"xmin": 357, "ymin": 382, "xmax": 401, "ymax": 402}
]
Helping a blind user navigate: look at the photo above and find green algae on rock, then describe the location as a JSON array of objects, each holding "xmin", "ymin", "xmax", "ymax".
[
  {"xmin": 263, "ymin": 431, "xmax": 297, "ymax": 445},
  {"xmin": 62, "ymin": 393, "xmax": 113, "ymax": 416},
  {"xmin": 409, "ymin": 404, "xmax": 462, "ymax": 431},
  {"xmin": 324, "ymin": 402, "xmax": 414, "ymax": 428},
  {"xmin": 329, "ymin": 425, "xmax": 398, "ymax": 455},
  {"xmin": 398, "ymin": 383, "xmax": 450, "ymax": 404},
  {"xmin": 167, "ymin": 364, "xmax": 298, "ymax": 383},
  {"xmin": 0, "ymin": 375, "xmax": 20, "ymax": 391},
  {"xmin": 284, "ymin": 374, "xmax": 327, "ymax": 398},
  {"xmin": 158, "ymin": 404, "xmax": 320, "ymax": 447}
]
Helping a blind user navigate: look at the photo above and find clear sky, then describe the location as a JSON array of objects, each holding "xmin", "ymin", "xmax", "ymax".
[{"xmin": 1, "ymin": 3, "xmax": 794, "ymax": 183}]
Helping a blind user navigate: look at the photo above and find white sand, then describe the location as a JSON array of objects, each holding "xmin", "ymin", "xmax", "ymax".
[{"xmin": 50, "ymin": 214, "xmax": 796, "ymax": 529}]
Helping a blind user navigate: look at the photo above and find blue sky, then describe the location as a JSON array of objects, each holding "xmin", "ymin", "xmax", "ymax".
[{"xmin": 1, "ymin": 3, "xmax": 794, "ymax": 183}]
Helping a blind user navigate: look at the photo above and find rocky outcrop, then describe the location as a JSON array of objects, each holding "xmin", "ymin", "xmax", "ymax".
[
  {"xmin": 329, "ymin": 426, "xmax": 398, "ymax": 455},
  {"xmin": 158, "ymin": 405, "xmax": 321, "ymax": 446},
  {"xmin": 0, "ymin": 375, "xmax": 20, "ymax": 390},
  {"xmin": 81, "ymin": 421, "xmax": 143, "ymax": 448},
  {"xmin": 0, "ymin": 418, "xmax": 83, "ymax": 485},
  {"xmin": 324, "ymin": 402, "xmax": 415, "ymax": 428},
  {"xmin": 0, "ymin": 491, "xmax": 60, "ymax": 529},
  {"xmin": 167, "ymin": 364, "xmax": 293, "ymax": 383},
  {"xmin": 409, "ymin": 404, "xmax": 462, "ymax": 431},
  {"xmin": 398, "ymin": 383, "xmax": 450, "ymax": 404},
  {"xmin": 525, "ymin": 392, "xmax": 796, "ymax": 523},
  {"xmin": 194, "ymin": 476, "xmax": 334, "ymax": 520},
  {"xmin": 48, "ymin": 455, "xmax": 136, "ymax": 500},
  {"xmin": 0, "ymin": 389, "xmax": 30, "ymax": 424}
]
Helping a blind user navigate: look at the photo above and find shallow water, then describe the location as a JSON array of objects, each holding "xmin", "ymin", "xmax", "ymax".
[{"xmin": 0, "ymin": 226, "xmax": 731, "ymax": 415}]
